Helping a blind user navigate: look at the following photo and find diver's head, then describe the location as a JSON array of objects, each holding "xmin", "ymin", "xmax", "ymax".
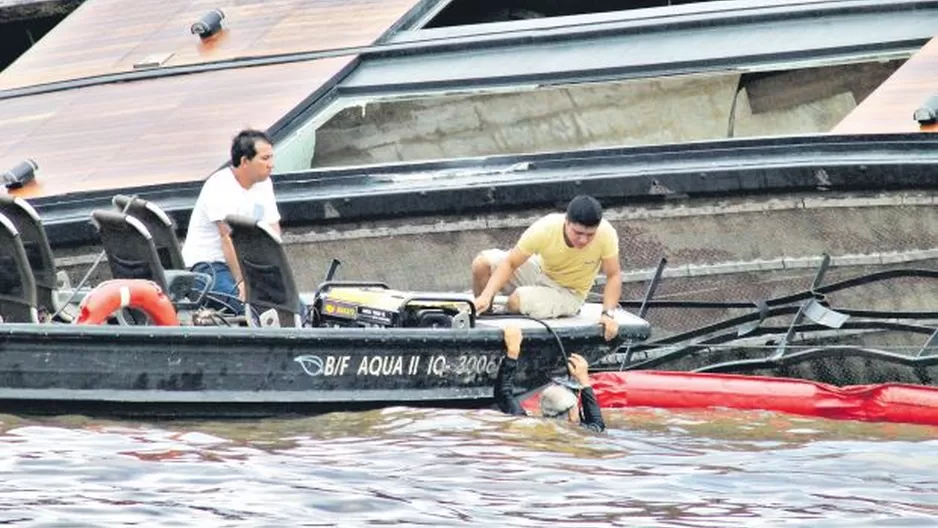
[{"xmin": 539, "ymin": 384, "xmax": 579, "ymax": 422}]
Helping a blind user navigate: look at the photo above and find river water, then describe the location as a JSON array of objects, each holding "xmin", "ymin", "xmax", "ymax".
[{"xmin": 1, "ymin": 407, "xmax": 936, "ymax": 527}]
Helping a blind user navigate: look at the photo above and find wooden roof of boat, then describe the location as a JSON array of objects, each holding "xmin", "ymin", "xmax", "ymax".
[
  {"xmin": 833, "ymin": 37, "xmax": 938, "ymax": 134},
  {"xmin": 0, "ymin": 0, "xmax": 425, "ymax": 199}
]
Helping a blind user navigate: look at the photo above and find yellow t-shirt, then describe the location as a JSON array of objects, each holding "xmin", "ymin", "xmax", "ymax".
[{"xmin": 516, "ymin": 213, "xmax": 619, "ymax": 298}]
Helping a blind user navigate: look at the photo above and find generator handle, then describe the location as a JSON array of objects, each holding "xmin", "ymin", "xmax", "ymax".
[
  {"xmin": 313, "ymin": 281, "xmax": 391, "ymax": 298},
  {"xmin": 398, "ymin": 294, "xmax": 476, "ymax": 328}
]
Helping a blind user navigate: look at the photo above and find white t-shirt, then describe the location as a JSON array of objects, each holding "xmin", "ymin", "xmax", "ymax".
[{"xmin": 181, "ymin": 168, "xmax": 280, "ymax": 267}]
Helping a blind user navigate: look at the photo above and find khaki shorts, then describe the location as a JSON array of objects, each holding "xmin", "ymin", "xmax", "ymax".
[{"xmin": 480, "ymin": 249, "xmax": 584, "ymax": 319}]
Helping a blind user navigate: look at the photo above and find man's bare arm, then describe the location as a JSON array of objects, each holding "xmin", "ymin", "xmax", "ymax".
[
  {"xmin": 475, "ymin": 247, "xmax": 531, "ymax": 312},
  {"xmin": 481, "ymin": 247, "xmax": 530, "ymax": 300},
  {"xmin": 475, "ymin": 248, "xmax": 531, "ymax": 312},
  {"xmin": 216, "ymin": 221, "xmax": 243, "ymax": 285},
  {"xmin": 600, "ymin": 255, "xmax": 622, "ymax": 313},
  {"xmin": 598, "ymin": 255, "xmax": 622, "ymax": 341}
]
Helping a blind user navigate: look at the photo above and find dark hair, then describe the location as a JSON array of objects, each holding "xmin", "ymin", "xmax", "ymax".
[
  {"xmin": 565, "ymin": 195, "xmax": 603, "ymax": 227},
  {"xmin": 230, "ymin": 129, "xmax": 273, "ymax": 167}
]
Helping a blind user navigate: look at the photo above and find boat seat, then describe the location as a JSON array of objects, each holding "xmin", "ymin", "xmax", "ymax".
[
  {"xmin": 90, "ymin": 210, "xmax": 207, "ymax": 309},
  {"xmin": 225, "ymin": 214, "xmax": 303, "ymax": 328},
  {"xmin": 0, "ymin": 195, "xmax": 59, "ymax": 317},
  {"xmin": 0, "ymin": 212, "xmax": 39, "ymax": 323},
  {"xmin": 111, "ymin": 194, "xmax": 186, "ymax": 271}
]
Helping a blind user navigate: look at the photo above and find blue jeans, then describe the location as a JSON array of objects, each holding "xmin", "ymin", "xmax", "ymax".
[{"xmin": 190, "ymin": 261, "xmax": 244, "ymax": 315}]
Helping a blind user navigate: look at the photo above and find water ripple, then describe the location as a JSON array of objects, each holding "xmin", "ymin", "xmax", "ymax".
[{"xmin": 0, "ymin": 408, "xmax": 936, "ymax": 527}]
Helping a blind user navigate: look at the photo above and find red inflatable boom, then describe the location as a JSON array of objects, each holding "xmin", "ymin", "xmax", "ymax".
[{"xmin": 588, "ymin": 371, "xmax": 938, "ymax": 426}]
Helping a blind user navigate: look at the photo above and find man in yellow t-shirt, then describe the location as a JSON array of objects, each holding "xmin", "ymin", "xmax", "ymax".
[{"xmin": 472, "ymin": 195, "xmax": 622, "ymax": 341}]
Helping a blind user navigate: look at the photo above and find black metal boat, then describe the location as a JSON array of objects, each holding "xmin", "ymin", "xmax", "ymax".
[{"xmin": 0, "ymin": 194, "xmax": 650, "ymax": 418}]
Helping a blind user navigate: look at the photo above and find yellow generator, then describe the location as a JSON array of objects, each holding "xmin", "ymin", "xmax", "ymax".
[{"xmin": 311, "ymin": 282, "xmax": 474, "ymax": 329}]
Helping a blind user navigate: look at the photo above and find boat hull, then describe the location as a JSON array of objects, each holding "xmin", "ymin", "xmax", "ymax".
[{"xmin": 0, "ymin": 317, "xmax": 643, "ymax": 418}]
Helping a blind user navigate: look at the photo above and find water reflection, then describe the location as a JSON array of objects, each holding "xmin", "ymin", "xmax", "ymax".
[{"xmin": 0, "ymin": 408, "xmax": 936, "ymax": 526}]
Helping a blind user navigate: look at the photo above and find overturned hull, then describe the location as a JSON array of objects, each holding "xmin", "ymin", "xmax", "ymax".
[
  {"xmin": 613, "ymin": 342, "xmax": 938, "ymax": 387},
  {"xmin": 600, "ymin": 262, "xmax": 938, "ymax": 387},
  {"xmin": 0, "ymin": 308, "xmax": 649, "ymax": 418},
  {"xmin": 40, "ymin": 133, "xmax": 938, "ymax": 297}
]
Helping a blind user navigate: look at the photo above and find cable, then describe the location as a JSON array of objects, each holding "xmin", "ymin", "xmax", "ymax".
[
  {"xmin": 478, "ymin": 312, "xmax": 599, "ymax": 424},
  {"xmin": 200, "ymin": 292, "xmax": 242, "ymax": 315},
  {"xmin": 477, "ymin": 312, "xmax": 569, "ymax": 365},
  {"xmin": 188, "ymin": 263, "xmax": 247, "ymax": 318},
  {"xmin": 209, "ymin": 311, "xmax": 232, "ymax": 327},
  {"xmin": 475, "ymin": 312, "xmax": 590, "ymax": 396}
]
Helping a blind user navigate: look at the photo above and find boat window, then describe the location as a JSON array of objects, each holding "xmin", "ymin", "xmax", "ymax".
[
  {"xmin": 426, "ymin": 0, "xmax": 721, "ymax": 27},
  {"xmin": 276, "ymin": 60, "xmax": 903, "ymax": 171}
]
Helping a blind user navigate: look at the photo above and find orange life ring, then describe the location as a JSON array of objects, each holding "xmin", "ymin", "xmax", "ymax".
[{"xmin": 75, "ymin": 279, "xmax": 179, "ymax": 326}]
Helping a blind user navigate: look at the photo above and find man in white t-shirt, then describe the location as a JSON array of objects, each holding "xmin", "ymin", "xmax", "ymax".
[{"xmin": 182, "ymin": 129, "xmax": 280, "ymax": 314}]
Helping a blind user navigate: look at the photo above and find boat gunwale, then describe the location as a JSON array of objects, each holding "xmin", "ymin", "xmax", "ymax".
[{"xmin": 0, "ymin": 320, "xmax": 640, "ymax": 341}]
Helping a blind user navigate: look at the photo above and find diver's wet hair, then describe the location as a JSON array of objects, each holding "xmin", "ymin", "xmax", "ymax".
[{"xmin": 540, "ymin": 384, "xmax": 578, "ymax": 418}]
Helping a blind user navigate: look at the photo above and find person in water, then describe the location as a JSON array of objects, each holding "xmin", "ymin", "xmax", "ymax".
[
  {"xmin": 181, "ymin": 129, "xmax": 280, "ymax": 314},
  {"xmin": 494, "ymin": 325, "xmax": 605, "ymax": 432},
  {"xmin": 471, "ymin": 195, "xmax": 622, "ymax": 341}
]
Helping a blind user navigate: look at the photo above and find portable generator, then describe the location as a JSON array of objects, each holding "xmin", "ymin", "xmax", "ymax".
[{"xmin": 310, "ymin": 282, "xmax": 474, "ymax": 329}]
